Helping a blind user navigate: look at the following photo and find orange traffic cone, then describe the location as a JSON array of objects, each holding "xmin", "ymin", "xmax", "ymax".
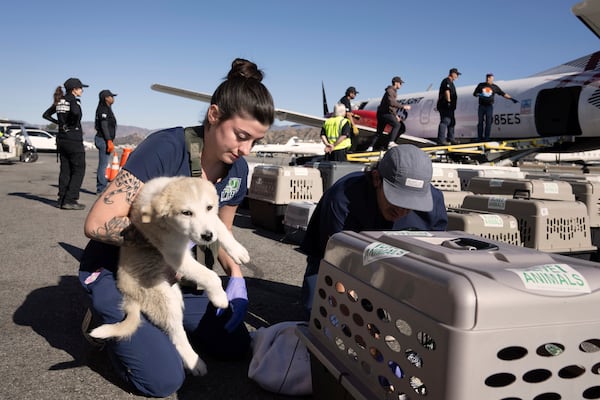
[
  {"xmin": 104, "ymin": 159, "xmax": 111, "ymax": 180},
  {"xmin": 108, "ymin": 152, "xmax": 120, "ymax": 181},
  {"xmin": 119, "ymin": 147, "xmax": 132, "ymax": 168}
]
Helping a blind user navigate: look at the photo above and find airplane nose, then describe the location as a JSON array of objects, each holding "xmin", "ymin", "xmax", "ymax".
[{"xmin": 201, "ymin": 231, "xmax": 213, "ymax": 242}]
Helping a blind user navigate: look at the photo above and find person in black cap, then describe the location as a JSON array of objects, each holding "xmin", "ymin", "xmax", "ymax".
[
  {"xmin": 94, "ymin": 89, "xmax": 118, "ymax": 194},
  {"xmin": 473, "ymin": 73, "xmax": 518, "ymax": 141},
  {"xmin": 299, "ymin": 144, "xmax": 448, "ymax": 318},
  {"xmin": 338, "ymin": 86, "xmax": 360, "ymax": 150},
  {"xmin": 339, "ymin": 86, "xmax": 358, "ymax": 120},
  {"xmin": 55, "ymin": 77, "xmax": 89, "ymax": 210},
  {"xmin": 42, "ymin": 86, "xmax": 66, "ymax": 165},
  {"xmin": 370, "ymin": 76, "xmax": 412, "ymax": 151},
  {"xmin": 436, "ymin": 68, "xmax": 461, "ymax": 145}
]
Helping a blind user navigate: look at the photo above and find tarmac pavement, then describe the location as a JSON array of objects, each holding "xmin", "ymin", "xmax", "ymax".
[{"xmin": 0, "ymin": 152, "xmax": 311, "ymax": 399}]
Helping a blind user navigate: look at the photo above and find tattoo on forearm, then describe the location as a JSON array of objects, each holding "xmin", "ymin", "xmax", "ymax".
[
  {"xmin": 91, "ymin": 216, "xmax": 131, "ymax": 246},
  {"xmin": 102, "ymin": 171, "xmax": 141, "ymax": 205},
  {"xmin": 90, "ymin": 217, "xmax": 149, "ymax": 247}
]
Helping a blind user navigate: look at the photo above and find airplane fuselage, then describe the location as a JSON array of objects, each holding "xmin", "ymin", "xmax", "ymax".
[{"xmin": 351, "ymin": 68, "xmax": 600, "ymax": 146}]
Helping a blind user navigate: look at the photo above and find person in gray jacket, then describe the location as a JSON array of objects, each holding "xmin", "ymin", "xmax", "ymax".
[{"xmin": 370, "ymin": 76, "xmax": 411, "ymax": 151}]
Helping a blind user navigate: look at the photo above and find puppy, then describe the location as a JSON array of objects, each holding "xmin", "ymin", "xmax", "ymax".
[{"xmin": 89, "ymin": 176, "xmax": 250, "ymax": 376}]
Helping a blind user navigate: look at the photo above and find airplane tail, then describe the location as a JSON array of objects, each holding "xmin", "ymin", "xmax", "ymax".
[
  {"xmin": 88, "ymin": 300, "xmax": 142, "ymax": 340},
  {"xmin": 322, "ymin": 81, "xmax": 329, "ymax": 116}
]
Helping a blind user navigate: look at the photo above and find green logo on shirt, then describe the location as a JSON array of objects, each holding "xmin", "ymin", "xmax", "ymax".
[{"xmin": 221, "ymin": 178, "xmax": 241, "ymax": 202}]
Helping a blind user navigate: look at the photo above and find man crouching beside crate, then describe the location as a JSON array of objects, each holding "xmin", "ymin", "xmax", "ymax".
[{"xmin": 300, "ymin": 144, "xmax": 448, "ymax": 319}]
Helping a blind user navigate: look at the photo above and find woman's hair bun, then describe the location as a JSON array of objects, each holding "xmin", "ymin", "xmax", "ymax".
[{"xmin": 227, "ymin": 58, "xmax": 264, "ymax": 81}]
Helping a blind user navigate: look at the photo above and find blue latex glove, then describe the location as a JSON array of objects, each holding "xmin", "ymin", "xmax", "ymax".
[
  {"xmin": 217, "ymin": 277, "xmax": 248, "ymax": 333},
  {"xmin": 511, "ymin": 98, "xmax": 519, "ymax": 103}
]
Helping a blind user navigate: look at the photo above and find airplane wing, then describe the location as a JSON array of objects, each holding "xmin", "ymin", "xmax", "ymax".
[
  {"xmin": 274, "ymin": 108, "xmax": 326, "ymax": 127},
  {"xmin": 150, "ymin": 84, "xmax": 435, "ymax": 148},
  {"xmin": 151, "ymin": 83, "xmax": 328, "ymax": 127},
  {"xmin": 151, "ymin": 84, "xmax": 213, "ymax": 102},
  {"xmin": 572, "ymin": 0, "xmax": 600, "ymax": 39}
]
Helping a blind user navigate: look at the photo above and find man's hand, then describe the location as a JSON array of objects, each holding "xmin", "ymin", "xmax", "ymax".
[
  {"xmin": 106, "ymin": 140, "xmax": 114, "ymax": 154},
  {"xmin": 511, "ymin": 98, "xmax": 519, "ymax": 104}
]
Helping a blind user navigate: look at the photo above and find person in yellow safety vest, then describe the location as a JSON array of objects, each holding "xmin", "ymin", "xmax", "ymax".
[{"xmin": 320, "ymin": 102, "xmax": 352, "ymax": 161}]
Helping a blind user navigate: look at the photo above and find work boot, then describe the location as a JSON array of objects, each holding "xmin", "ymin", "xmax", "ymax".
[{"xmin": 61, "ymin": 201, "xmax": 86, "ymax": 210}]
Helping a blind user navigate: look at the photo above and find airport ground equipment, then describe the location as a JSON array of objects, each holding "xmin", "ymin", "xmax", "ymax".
[
  {"xmin": 298, "ymin": 230, "xmax": 600, "ymax": 400},
  {"xmin": 461, "ymin": 195, "xmax": 596, "ymax": 254},
  {"xmin": 247, "ymin": 165, "xmax": 322, "ymax": 232},
  {"xmin": 346, "ymin": 137, "xmax": 564, "ymax": 166},
  {"xmin": 0, "ymin": 120, "xmax": 38, "ymax": 163}
]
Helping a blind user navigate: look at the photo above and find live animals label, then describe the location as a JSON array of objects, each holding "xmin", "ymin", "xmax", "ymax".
[{"xmin": 508, "ymin": 263, "xmax": 591, "ymax": 293}]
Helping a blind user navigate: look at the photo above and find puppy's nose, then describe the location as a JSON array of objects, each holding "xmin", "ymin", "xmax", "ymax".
[{"xmin": 201, "ymin": 232, "xmax": 213, "ymax": 242}]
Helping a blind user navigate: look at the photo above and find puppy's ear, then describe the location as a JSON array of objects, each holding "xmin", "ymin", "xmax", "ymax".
[{"xmin": 151, "ymin": 190, "xmax": 173, "ymax": 219}]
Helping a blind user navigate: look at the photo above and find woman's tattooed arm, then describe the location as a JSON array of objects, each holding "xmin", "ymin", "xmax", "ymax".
[{"xmin": 88, "ymin": 170, "xmax": 149, "ymax": 247}]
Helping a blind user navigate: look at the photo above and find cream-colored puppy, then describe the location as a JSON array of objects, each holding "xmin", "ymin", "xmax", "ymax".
[{"xmin": 90, "ymin": 176, "xmax": 250, "ymax": 376}]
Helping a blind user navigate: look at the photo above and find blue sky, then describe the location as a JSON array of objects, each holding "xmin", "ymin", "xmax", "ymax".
[{"xmin": 1, "ymin": 0, "xmax": 597, "ymax": 131}]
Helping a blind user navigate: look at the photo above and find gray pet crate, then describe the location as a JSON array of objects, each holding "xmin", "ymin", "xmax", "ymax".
[{"xmin": 299, "ymin": 230, "xmax": 600, "ymax": 400}]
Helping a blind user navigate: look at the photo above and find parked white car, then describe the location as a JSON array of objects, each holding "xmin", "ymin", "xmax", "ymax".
[{"xmin": 11, "ymin": 128, "xmax": 57, "ymax": 152}]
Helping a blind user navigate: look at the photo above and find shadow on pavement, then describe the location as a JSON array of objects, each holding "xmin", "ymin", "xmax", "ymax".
[
  {"xmin": 7, "ymin": 191, "xmax": 57, "ymax": 207},
  {"xmin": 11, "ymin": 274, "xmax": 131, "ymax": 391},
  {"xmin": 12, "ymin": 272, "xmax": 306, "ymax": 398}
]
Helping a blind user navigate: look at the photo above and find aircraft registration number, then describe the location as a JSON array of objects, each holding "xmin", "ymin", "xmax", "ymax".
[{"xmin": 494, "ymin": 113, "xmax": 521, "ymax": 125}]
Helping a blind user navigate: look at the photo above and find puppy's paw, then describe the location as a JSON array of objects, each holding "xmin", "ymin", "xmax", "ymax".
[
  {"xmin": 186, "ymin": 356, "xmax": 208, "ymax": 376},
  {"xmin": 226, "ymin": 243, "xmax": 250, "ymax": 265},
  {"xmin": 189, "ymin": 357, "xmax": 208, "ymax": 376},
  {"xmin": 207, "ymin": 287, "xmax": 229, "ymax": 309}
]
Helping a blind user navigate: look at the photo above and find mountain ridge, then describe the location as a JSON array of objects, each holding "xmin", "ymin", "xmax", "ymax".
[{"xmin": 71, "ymin": 122, "xmax": 321, "ymax": 146}]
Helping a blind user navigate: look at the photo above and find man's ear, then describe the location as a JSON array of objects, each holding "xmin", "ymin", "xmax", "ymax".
[
  {"xmin": 207, "ymin": 104, "xmax": 220, "ymax": 125},
  {"xmin": 372, "ymin": 169, "xmax": 382, "ymax": 188}
]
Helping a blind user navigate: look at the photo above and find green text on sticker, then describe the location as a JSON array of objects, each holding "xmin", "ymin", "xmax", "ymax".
[{"xmin": 363, "ymin": 241, "xmax": 408, "ymax": 265}]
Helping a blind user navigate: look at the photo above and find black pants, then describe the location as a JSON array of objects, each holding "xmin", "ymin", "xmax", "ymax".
[
  {"xmin": 57, "ymin": 138, "xmax": 86, "ymax": 205},
  {"xmin": 325, "ymin": 148, "xmax": 348, "ymax": 162},
  {"xmin": 437, "ymin": 108, "xmax": 456, "ymax": 143},
  {"xmin": 372, "ymin": 113, "xmax": 402, "ymax": 150}
]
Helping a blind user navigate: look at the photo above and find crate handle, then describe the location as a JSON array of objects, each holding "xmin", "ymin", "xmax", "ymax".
[
  {"xmin": 513, "ymin": 189, "xmax": 531, "ymax": 199},
  {"xmin": 441, "ymin": 237, "xmax": 499, "ymax": 251}
]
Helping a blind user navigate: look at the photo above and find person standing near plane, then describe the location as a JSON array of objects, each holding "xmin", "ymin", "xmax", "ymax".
[
  {"xmin": 320, "ymin": 103, "xmax": 352, "ymax": 161},
  {"xmin": 339, "ymin": 86, "xmax": 358, "ymax": 120},
  {"xmin": 473, "ymin": 73, "xmax": 518, "ymax": 141},
  {"xmin": 371, "ymin": 76, "xmax": 411, "ymax": 151},
  {"xmin": 94, "ymin": 89, "xmax": 118, "ymax": 194},
  {"xmin": 437, "ymin": 68, "xmax": 460, "ymax": 145},
  {"xmin": 299, "ymin": 145, "xmax": 448, "ymax": 318},
  {"xmin": 339, "ymin": 86, "xmax": 360, "ymax": 150},
  {"xmin": 55, "ymin": 77, "xmax": 88, "ymax": 210}
]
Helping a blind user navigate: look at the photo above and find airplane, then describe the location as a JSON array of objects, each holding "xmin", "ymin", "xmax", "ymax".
[
  {"xmin": 152, "ymin": 0, "xmax": 600, "ymax": 156},
  {"xmin": 250, "ymin": 136, "xmax": 324, "ymax": 156}
]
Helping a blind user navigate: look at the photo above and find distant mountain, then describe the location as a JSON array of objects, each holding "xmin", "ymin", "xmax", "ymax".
[
  {"xmin": 80, "ymin": 121, "xmax": 152, "ymax": 144},
  {"xmin": 45, "ymin": 121, "xmax": 322, "ymax": 147}
]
